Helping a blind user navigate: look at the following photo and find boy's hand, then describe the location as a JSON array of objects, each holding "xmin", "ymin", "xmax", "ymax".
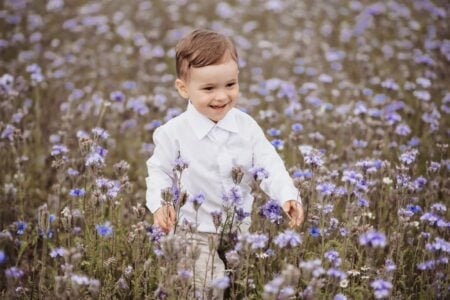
[
  {"xmin": 282, "ymin": 200, "xmax": 304, "ymax": 228},
  {"xmin": 153, "ymin": 205, "xmax": 176, "ymax": 233}
]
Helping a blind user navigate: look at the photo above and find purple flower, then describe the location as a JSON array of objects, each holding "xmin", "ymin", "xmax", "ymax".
[
  {"xmin": 420, "ymin": 212, "xmax": 440, "ymax": 225},
  {"xmin": 173, "ymin": 156, "xmax": 189, "ymax": 172},
  {"xmin": 91, "ymin": 127, "xmax": 109, "ymax": 139},
  {"xmin": 357, "ymin": 197, "xmax": 369, "ymax": 207},
  {"xmin": 399, "ymin": 149, "xmax": 419, "ymax": 165},
  {"xmin": 431, "ymin": 203, "xmax": 447, "ymax": 212},
  {"xmin": 177, "ymin": 269, "xmax": 192, "ymax": 280},
  {"xmin": 406, "ymin": 204, "xmax": 422, "ymax": 213},
  {"xmin": 385, "ymin": 259, "xmax": 396, "ymax": 272},
  {"xmin": 342, "ymin": 170, "xmax": 363, "ymax": 185},
  {"xmin": 267, "ymin": 128, "xmax": 281, "ymax": 136},
  {"xmin": 395, "ymin": 123, "xmax": 411, "ymax": 136},
  {"xmin": 110, "ymin": 91, "xmax": 125, "ymax": 102},
  {"xmin": 250, "ymin": 166, "xmax": 269, "ymax": 181},
  {"xmin": 69, "ymin": 188, "xmax": 85, "ymax": 197},
  {"xmin": 291, "ymin": 123, "xmax": 303, "ymax": 133},
  {"xmin": 245, "ymin": 233, "xmax": 269, "ymax": 250},
  {"xmin": 334, "ymin": 293, "xmax": 347, "ymax": 300},
  {"xmin": 413, "ymin": 176, "xmax": 427, "ymax": 190},
  {"xmin": 303, "ymin": 150, "xmax": 324, "ymax": 168},
  {"xmin": 353, "ymin": 139, "xmax": 368, "ymax": 148},
  {"xmin": 234, "ymin": 207, "xmax": 250, "ymax": 222},
  {"xmin": 85, "ymin": 152, "xmax": 105, "ymax": 167},
  {"xmin": 327, "ymin": 267, "xmax": 347, "ymax": 280},
  {"xmin": 50, "ymin": 247, "xmax": 67, "ymax": 258},
  {"xmin": 95, "ymin": 221, "xmax": 113, "ymax": 237},
  {"xmin": 5, "ymin": 266, "xmax": 24, "ymax": 279},
  {"xmin": 211, "ymin": 276, "xmax": 230, "ymax": 290},
  {"xmin": 147, "ymin": 225, "xmax": 165, "ymax": 243},
  {"xmin": 359, "ymin": 230, "xmax": 387, "ymax": 248},
  {"xmin": 259, "ymin": 199, "xmax": 283, "ymax": 224},
  {"xmin": 67, "ymin": 168, "xmax": 79, "ymax": 176},
  {"xmin": 292, "ymin": 168, "xmax": 312, "ymax": 179},
  {"xmin": 324, "ymin": 250, "xmax": 341, "ymax": 266},
  {"xmin": 425, "ymin": 237, "xmax": 450, "ymax": 253},
  {"xmin": 316, "ymin": 182, "xmax": 336, "ymax": 196},
  {"xmin": 223, "ymin": 186, "xmax": 243, "ymax": 206},
  {"xmin": 370, "ymin": 279, "xmax": 392, "ymax": 299},
  {"xmin": 274, "ymin": 230, "xmax": 302, "ymax": 248},
  {"xmin": 189, "ymin": 192, "xmax": 205, "ymax": 211},
  {"xmin": 1, "ymin": 124, "xmax": 16, "ymax": 141},
  {"xmin": 51, "ymin": 144, "xmax": 69, "ymax": 156}
]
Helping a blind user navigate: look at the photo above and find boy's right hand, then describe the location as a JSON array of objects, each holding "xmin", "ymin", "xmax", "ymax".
[{"xmin": 153, "ymin": 205, "xmax": 176, "ymax": 233}]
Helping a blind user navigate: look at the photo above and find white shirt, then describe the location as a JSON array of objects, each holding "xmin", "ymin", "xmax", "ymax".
[{"xmin": 146, "ymin": 102, "xmax": 301, "ymax": 233}]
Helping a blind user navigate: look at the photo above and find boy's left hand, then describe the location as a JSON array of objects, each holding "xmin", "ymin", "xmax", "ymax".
[{"xmin": 282, "ymin": 200, "xmax": 304, "ymax": 228}]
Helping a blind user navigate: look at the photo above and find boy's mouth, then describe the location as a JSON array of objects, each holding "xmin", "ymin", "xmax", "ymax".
[{"xmin": 209, "ymin": 103, "xmax": 227, "ymax": 110}]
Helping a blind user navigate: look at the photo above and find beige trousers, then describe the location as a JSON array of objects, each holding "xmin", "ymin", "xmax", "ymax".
[{"xmin": 189, "ymin": 233, "xmax": 226, "ymax": 300}]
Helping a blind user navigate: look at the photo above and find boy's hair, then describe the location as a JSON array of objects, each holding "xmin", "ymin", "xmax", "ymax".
[{"xmin": 175, "ymin": 29, "xmax": 238, "ymax": 80}]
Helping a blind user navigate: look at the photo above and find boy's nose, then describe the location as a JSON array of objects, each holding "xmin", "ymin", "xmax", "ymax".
[{"xmin": 215, "ymin": 89, "xmax": 228, "ymax": 101}]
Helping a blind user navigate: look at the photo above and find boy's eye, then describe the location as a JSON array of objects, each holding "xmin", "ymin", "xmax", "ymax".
[
  {"xmin": 227, "ymin": 82, "xmax": 236, "ymax": 87},
  {"xmin": 203, "ymin": 87, "xmax": 214, "ymax": 91}
]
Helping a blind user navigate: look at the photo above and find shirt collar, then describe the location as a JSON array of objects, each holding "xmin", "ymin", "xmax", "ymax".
[{"xmin": 186, "ymin": 101, "xmax": 239, "ymax": 140}]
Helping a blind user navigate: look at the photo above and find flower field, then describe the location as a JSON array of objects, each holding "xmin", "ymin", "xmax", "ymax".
[{"xmin": 0, "ymin": 0, "xmax": 449, "ymax": 299}]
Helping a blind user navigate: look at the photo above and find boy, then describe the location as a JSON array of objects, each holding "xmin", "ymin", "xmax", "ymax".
[{"xmin": 146, "ymin": 29, "xmax": 304, "ymax": 297}]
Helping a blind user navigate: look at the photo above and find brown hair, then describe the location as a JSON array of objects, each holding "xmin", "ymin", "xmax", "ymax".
[{"xmin": 175, "ymin": 29, "xmax": 238, "ymax": 80}]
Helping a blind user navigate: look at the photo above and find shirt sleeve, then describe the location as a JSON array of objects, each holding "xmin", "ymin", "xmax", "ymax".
[
  {"xmin": 145, "ymin": 126, "xmax": 175, "ymax": 213},
  {"xmin": 252, "ymin": 121, "xmax": 301, "ymax": 205}
]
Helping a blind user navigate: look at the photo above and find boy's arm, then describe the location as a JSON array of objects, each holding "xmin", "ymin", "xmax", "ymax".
[
  {"xmin": 252, "ymin": 122, "xmax": 304, "ymax": 226},
  {"xmin": 145, "ymin": 127, "xmax": 176, "ymax": 230}
]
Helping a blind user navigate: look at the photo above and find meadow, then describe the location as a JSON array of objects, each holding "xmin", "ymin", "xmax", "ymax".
[{"xmin": 0, "ymin": 0, "xmax": 449, "ymax": 299}]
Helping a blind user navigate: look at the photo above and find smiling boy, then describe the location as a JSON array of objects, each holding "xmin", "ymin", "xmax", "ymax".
[{"xmin": 145, "ymin": 29, "xmax": 304, "ymax": 298}]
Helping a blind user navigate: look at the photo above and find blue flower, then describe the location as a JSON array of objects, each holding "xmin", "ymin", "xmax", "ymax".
[
  {"xmin": 0, "ymin": 250, "xmax": 6, "ymax": 264},
  {"xmin": 291, "ymin": 123, "xmax": 303, "ymax": 133},
  {"xmin": 406, "ymin": 204, "xmax": 422, "ymax": 213},
  {"xmin": 309, "ymin": 226, "xmax": 321, "ymax": 237},
  {"xmin": 95, "ymin": 221, "xmax": 113, "ymax": 237},
  {"xmin": 16, "ymin": 220, "xmax": 27, "ymax": 235},
  {"xmin": 271, "ymin": 139, "xmax": 284, "ymax": 150},
  {"xmin": 69, "ymin": 188, "xmax": 85, "ymax": 197},
  {"xmin": 267, "ymin": 128, "xmax": 281, "ymax": 136},
  {"xmin": 293, "ymin": 168, "xmax": 312, "ymax": 179}
]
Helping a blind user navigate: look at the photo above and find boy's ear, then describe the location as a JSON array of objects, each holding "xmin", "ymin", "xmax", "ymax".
[{"xmin": 175, "ymin": 79, "xmax": 189, "ymax": 99}]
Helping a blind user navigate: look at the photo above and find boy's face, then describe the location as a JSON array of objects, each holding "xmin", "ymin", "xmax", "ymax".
[{"xmin": 175, "ymin": 56, "xmax": 239, "ymax": 122}]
